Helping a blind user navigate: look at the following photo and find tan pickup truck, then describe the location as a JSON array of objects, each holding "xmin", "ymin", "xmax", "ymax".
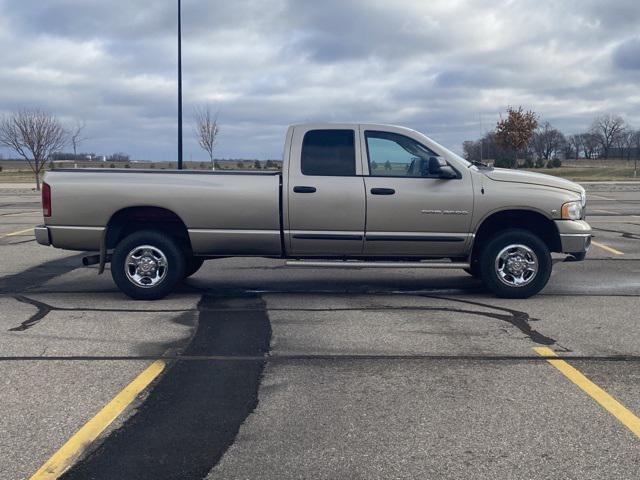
[{"xmin": 35, "ymin": 123, "xmax": 591, "ymax": 300}]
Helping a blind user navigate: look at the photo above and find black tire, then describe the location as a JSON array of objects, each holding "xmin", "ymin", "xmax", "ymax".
[
  {"xmin": 480, "ymin": 228, "xmax": 551, "ymax": 299},
  {"xmin": 184, "ymin": 257, "xmax": 205, "ymax": 278},
  {"xmin": 111, "ymin": 230, "xmax": 186, "ymax": 300}
]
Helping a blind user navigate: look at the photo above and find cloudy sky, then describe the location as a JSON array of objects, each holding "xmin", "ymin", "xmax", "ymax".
[{"xmin": 1, "ymin": 0, "xmax": 639, "ymax": 160}]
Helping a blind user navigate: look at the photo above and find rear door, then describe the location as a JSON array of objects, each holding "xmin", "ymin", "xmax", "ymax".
[
  {"xmin": 286, "ymin": 125, "xmax": 366, "ymax": 256},
  {"xmin": 361, "ymin": 128, "xmax": 474, "ymax": 257}
]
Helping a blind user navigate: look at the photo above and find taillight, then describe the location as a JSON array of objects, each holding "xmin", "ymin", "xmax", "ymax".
[{"xmin": 42, "ymin": 182, "xmax": 51, "ymax": 217}]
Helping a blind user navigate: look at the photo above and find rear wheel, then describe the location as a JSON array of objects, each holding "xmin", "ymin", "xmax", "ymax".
[
  {"xmin": 480, "ymin": 229, "xmax": 551, "ymax": 299},
  {"xmin": 111, "ymin": 230, "xmax": 186, "ymax": 300}
]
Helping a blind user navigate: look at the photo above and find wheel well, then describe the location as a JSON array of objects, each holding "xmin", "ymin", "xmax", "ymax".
[
  {"xmin": 106, "ymin": 207, "xmax": 191, "ymax": 252},
  {"xmin": 471, "ymin": 210, "xmax": 561, "ymax": 260}
]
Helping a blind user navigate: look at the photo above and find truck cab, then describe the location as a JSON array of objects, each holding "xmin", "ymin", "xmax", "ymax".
[{"xmin": 283, "ymin": 123, "xmax": 474, "ymax": 258}]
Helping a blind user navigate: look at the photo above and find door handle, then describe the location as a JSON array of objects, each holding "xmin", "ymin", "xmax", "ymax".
[
  {"xmin": 293, "ymin": 186, "xmax": 317, "ymax": 193},
  {"xmin": 370, "ymin": 188, "xmax": 395, "ymax": 195}
]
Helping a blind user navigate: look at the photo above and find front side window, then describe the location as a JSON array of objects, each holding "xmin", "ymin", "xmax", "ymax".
[
  {"xmin": 365, "ymin": 130, "xmax": 439, "ymax": 177},
  {"xmin": 301, "ymin": 129, "xmax": 356, "ymax": 176}
]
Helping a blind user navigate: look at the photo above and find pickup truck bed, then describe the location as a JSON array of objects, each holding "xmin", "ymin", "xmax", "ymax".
[{"xmin": 42, "ymin": 169, "xmax": 284, "ymax": 256}]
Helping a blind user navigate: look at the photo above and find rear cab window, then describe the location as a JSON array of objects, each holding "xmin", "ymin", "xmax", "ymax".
[{"xmin": 301, "ymin": 130, "xmax": 356, "ymax": 176}]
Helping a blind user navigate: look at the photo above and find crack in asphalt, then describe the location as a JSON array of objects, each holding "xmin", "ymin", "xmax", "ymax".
[
  {"xmin": 0, "ymin": 238, "xmax": 37, "ymax": 245},
  {"xmin": 187, "ymin": 290, "xmax": 559, "ymax": 347},
  {"xmin": 7, "ymin": 293, "xmax": 558, "ymax": 349},
  {"xmin": 7, "ymin": 295, "xmax": 197, "ymax": 331},
  {"xmin": 0, "ymin": 202, "xmax": 40, "ymax": 208},
  {"xmin": 593, "ymin": 226, "xmax": 640, "ymax": 240},
  {"xmin": 419, "ymin": 295, "xmax": 558, "ymax": 346},
  {"xmin": 9, "ymin": 295, "xmax": 52, "ymax": 331},
  {"xmin": 0, "ymin": 212, "xmax": 39, "ymax": 217},
  {"xmin": 3, "ymin": 282, "xmax": 637, "ymax": 354}
]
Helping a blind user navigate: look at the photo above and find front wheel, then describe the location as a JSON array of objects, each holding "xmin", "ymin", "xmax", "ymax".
[
  {"xmin": 480, "ymin": 229, "xmax": 551, "ymax": 299},
  {"xmin": 111, "ymin": 230, "xmax": 186, "ymax": 300}
]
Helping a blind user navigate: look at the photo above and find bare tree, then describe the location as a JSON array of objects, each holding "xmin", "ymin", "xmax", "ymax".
[
  {"xmin": 0, "ymin": 109, "xmax": 67, "ymax": 190},
  {"xmin": 581, "ymin": 132, "xmax": 601, "ymax": 159},
  {"xmin": 531, "ymin": 122, "xmax": 565, "ymax": 161},
  {"xmin": 462, "ymin": 140, "xmax": 481, "ymax": 161},
  {"xmin": 560, "ymin": 137, "xmax": 573, "ymax": 160},
  {"xmin": 568, "ymin": 134, "xmax": 583, "ymax": 159},
  {"xmin": 619, "ymin": 129, "xmax": 634, "ymax": 161},
  {"xmin": 70, "ymin": 119, "xmax": 87, "ymax": 158},
  {"xmin": 590, "ymin": 114, "xmax": 625, "ymax": 159},
  {"xmin": 193, "ymin": 106, "xmax": 219, "ymax": 169},
  {"xmin": 495, "ymin": 106, "xmax": 538, "ymax": 165},
  {"xmin": 631, "ymin": 130, "xmax": 640, "ymax": 178}
]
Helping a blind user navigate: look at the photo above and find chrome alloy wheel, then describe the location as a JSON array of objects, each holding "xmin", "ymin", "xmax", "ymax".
[
  {"xmin": 494, "ymin": 244, "xmax": 538, "ymax": 287},
  {"xmin": 125, "ymin": 245, "xmax": 168, "ymax": 288}
]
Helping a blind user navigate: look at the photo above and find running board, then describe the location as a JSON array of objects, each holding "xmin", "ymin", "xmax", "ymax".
[{"xmin": 286, "ymin": 260, "xmax": 470, "ymax": 269}]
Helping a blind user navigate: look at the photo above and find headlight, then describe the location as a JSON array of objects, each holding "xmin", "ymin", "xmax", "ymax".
[{"xmin": 561, "ymin": 201, "xmax": 583, "ymax": 220}]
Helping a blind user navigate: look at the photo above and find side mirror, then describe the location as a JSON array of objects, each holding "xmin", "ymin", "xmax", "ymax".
[
  {"xmin": 438, "ymin": 166, "xmax": 458, "ymax": 179},
  {"xmin": 428, "ymin": 156, "xmax": 457, "ymax": 179}
]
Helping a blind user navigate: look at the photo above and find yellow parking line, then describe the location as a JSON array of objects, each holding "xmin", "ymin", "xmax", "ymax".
[
  {"xmin": 534, "ymin": 347, "xmax": 640, "ymax": 439},
  {"xmin": 0, "ymin": 227, "xmax": 35, "ymax": 238},
  {"xmin": 30, "ymin": 360, "xmax": 166, "ymax": 480},
  {"xmin": 591, "ymin": 240, "xmax": 624, "ymax": 255}
]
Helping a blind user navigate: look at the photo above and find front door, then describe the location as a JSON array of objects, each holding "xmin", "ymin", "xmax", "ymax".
[
  {"xmin": 362, "ymin": 129, "xmax": 474, "ymax": 257},
  {"xmin": 287, "ymin": 126, "xmax": 366, "ymax": 256}
]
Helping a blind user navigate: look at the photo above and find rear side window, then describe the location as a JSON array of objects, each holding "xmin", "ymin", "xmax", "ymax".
[{"xmin": 301, "ymin": 129, "xmax": 356, "ymax": 176}]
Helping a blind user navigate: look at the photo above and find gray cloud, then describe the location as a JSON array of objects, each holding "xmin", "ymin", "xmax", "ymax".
[
  {"xmin": 613, "ymin": 37, "xmax": 640, "ymax": 71},
  {"xmin": 283, "ymin": 0, "xmax": 448, "ymax": 63},
  {"xmin": 1, "ymin": 0, "xmax": 639, "ymax": 160}
]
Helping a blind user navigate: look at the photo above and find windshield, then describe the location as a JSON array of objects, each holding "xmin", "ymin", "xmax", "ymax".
[{"xmin": 415, "ymin": 134, "xmax": 472, "ymax": 167}]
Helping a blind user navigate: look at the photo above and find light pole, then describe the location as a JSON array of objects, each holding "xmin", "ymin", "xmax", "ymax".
[{"xmin": 177, "ymin": 0, "xmax": 183, "ymax": 169}]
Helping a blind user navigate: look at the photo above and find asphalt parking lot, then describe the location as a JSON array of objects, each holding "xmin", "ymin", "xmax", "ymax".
[{"xmin": 1, "ymin": 182, "xmax": 639, "ymax": 480}]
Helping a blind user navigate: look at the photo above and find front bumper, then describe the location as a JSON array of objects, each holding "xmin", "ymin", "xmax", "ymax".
[
  {"xmin": 34, "ymin": 225, "xmax": 51, "ymax": 246},
  {"xmin": 555, "ymin": 220, "xmax": 592, "ymax": 254}
]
